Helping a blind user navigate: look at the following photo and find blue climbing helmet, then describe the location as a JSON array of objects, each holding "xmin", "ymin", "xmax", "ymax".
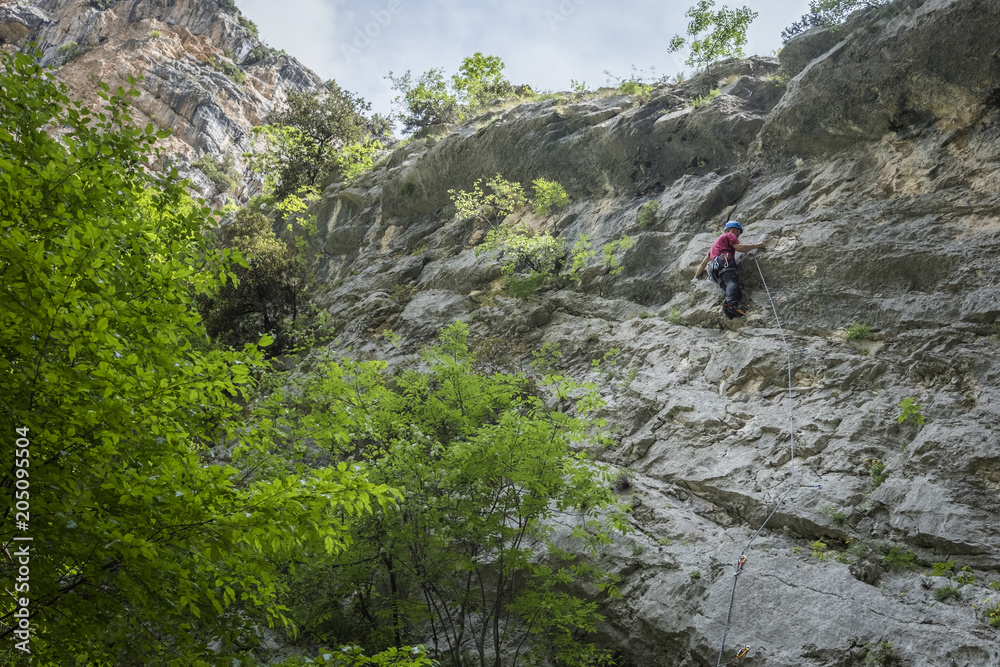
[{"xmin": 724, "ymin": 221, "xmax": 743, "ymax": 232}]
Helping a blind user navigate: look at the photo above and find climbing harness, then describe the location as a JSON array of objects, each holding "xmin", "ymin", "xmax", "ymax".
[{"xmin": 713, "ymin": 253, "xmax": 820, "ymax": 667}]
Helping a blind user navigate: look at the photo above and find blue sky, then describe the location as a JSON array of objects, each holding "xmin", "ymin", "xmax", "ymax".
[{"xmin": 235, "ymin": 0, "xmax": 812, "ymax": 119}]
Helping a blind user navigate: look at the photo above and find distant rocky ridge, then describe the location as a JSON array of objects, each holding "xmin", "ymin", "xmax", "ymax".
[{"xmin": 0, "ymin": 0, "xmax": 324, "ymax": 205}]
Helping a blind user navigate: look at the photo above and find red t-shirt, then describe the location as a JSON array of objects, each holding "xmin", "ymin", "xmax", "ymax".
[{"xmin": 709, "ymin": 231, "xmax": 739, "ymax": 259}]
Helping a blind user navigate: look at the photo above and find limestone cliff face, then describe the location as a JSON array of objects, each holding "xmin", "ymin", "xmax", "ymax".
[
  {"xmin": 288, "ymin": 0, "xmax": 1000, "ymax": 664},
  {"xmin": 0, "ymin": 0, "xmax": 324, "ymax": 204}
]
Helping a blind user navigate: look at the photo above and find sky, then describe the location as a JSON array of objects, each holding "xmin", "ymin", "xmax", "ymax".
[{"xmin": 234, "ymin": 0, "xmax": 813, "ymax": 122}]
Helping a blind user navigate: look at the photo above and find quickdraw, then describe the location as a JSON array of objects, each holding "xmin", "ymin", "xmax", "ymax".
[
  {"xmin": 723, "ymin": 645, "xmax": 751, "ymax": 665},
  {"xmin": 736, "ymin": 555, "xmax": 747, "ymax": 573}
]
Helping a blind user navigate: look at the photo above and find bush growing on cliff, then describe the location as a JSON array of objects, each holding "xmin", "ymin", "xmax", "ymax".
[
  {"xmin": 637, "ymin": 200, "xmax": 661, "ymax": 228},
  {"xmin": 449, "ymin": 173, "xmax": 527, "ymax": 226},
  {"xmin": 532, "ymin": 177, "xmax": 571, "ymax": 215},
  {"xmin": 193, "ymin": 151, "xmax": 240, "ymax": 194},
  {"xmin": 255, "ymin": 322, "xmax": 626, "ymax": 666},
  {"xmin": 56, "ymin": 41, "xmax": 83, "ymax": 63}
]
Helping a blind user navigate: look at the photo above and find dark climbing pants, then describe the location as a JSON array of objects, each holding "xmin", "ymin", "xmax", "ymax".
[
  {"xmin": 711, "ymin": 254, "xmax": 742, "ymax": 307},
  {"xmin": 717, "ymin": 267, "xmax": 741, "ymax": 306}
]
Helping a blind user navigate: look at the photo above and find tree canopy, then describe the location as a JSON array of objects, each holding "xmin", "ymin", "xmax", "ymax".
[
  {"xmin": 668, "ymin": 0, "xmax": 758, "ymax": 71},
  {"xmin": 0, "ymin": 48, "xmax": 394, "ymax": 665},
  {"xmin": 247, "ymin": 82, "xmax": 386, "ymax": 201}
]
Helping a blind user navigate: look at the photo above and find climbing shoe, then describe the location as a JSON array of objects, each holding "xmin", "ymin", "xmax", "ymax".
[{"xmin": 722, "ymin": 302, "xmax": 745, "ymax": 319}]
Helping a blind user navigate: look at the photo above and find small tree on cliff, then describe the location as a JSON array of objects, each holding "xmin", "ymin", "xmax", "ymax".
[
  {"xmin": 248, "ymin": 82, "xmax": 385, "ymax": 200},
  {"xmin": 668, "ymin": 0, "xmax": 758, "ymax": 72}
]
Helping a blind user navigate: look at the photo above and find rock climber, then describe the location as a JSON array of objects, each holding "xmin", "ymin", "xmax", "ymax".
[{"xmin": 693, "ymin": 221, "xmax": 765, "ymax": 319}]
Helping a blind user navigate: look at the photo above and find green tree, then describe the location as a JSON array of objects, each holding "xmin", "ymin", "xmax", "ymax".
[
  {"xmin": 668, "ymin": 0, "xmax": 758, "ymax": 71},
  {"xmin": 782, "ymin": 0, "xmax": 892, "ymax": 41},
  {"xmin": 198, "ymin": 206, "xmax": 310, "ymax": 356},
  {"xmin": 387, "ymin": 68, "xmax": 460, "ymax": 135},
  {"xmin": 256, "ymin": 323, "xmax": 627, "ymax": 667},
  {"xmin": 0, "ymin": 49, "xmax": 393, "ymax": 664},
  {"xmin": 531, "ymin": 178, "xmax": 571, "ymax": 216},
  {"xmin": 452, "ymin": 52, "xmax": 513, "ymax": 108},
  {"xmin": 248, "ymin": 82, "xmax": 375, "ymax": 200}
]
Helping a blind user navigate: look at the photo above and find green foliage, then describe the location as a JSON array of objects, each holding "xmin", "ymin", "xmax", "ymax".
[
  {"xmin": 197, "ymin": 207, "xmax": 310, "ymax": 356},
  {"xmin": 955, "ymin": 566, "xmax": 977, "ymax": 586},
  {"xmin": 148, "ymin": 29, "xmax": 162, "ymax": 39},
  {"xmin": 89, "ymin": 0, "xmax": 114, "ymax": 10},
  {"xmin": 531, "ymin": 341, "xmax": 563, "ymax": 373},
  {"xmin": 689, "ymin": 570, "xmax": 702, "ymax": 580},
  {"xmin": 668, "ymin": 0, "xmax": 758, "ymax": 71},
  {"xmin": 983, "ymin": 599, "xmax": 1000, "ymax": 628},
  {"xmin": 989, "ymin": 580, "xmax": 1000, "ymax": 591},
  {"xmin": 247, "ymin": 83, "xmax": 373, "ymax": 200},
  {"xmin": 568, "ymin": 234, "xmax": 595, "ymax": 283},
  {"xmin": 532, "ymin": 177, "xmax": 571, "ymax": 215},
  {"xmin": 338, "ymin": 137, "xmax": 385, "ymax": 182},
  {"xmin": 505, "ymin": 270, "xmax": 547, "ymax": 298},
  {"xmin": 867, "ymin": 458, "xmax": 888, "ymax": 488},
  {"xmin": 193, "ymin": 151, "xmax": 240, "ymax": 193},
  {"xmin": 57, "ymin": 41, "xmax": 83, "ymax": 62},
  {"xmin": 846, "ymin": 321, "xmax": 873, "ymax": 339},
  {"xmin": 897, "ymin": 396, "xmax": 925, "ymax": 427},
  {"xmin": 825, "ymin": 505, "xmax": 847, "ymax": 525},
  {"xmin": 934, "ymin": 585, "xmax": 962, "ymax": 602},
  {"xmin": 0, "ymin": 49, "xmax": 393, "ymax": 664},
  {"xmin": 483, "ymin": 224, "xmax": 567, "ymax": 278},
  {"xmin": 882, "ymin": 546, "xmax": 916, "ymax": 570},
  {"xmin": 452, "ymin": 51, "xmax": 514, "ymax": 108},
  {"xmin": 277, "ymin": 646, "xmax": 434, "ymax": 666},
  {"xmin": 570, "ymin": 78, "xmax": 587, "ymax": 93},
  {"xmin": 449, "ymin": 173, "xmax": 526, "ymax": 227},
  {"xmin": 690, "ymin": 88, "xmax": 722, "ymax": 107},
  {"xmin": 811, "ymin": 540, "xmax": 828, "ymax": 561},
  {"xmin": 388, "ymin": 54, "xmax": 519, "ymax": 134},
  {"xmin": 387, "ymin": 68, "xmax": 459, "ymax": 134},
  {"xmin": 782, "ymin": 0, "xmax": 892, "ymax": 42},
  {"xmin": 668, "ymin": 308, "xmax": 682, "ymax": 325},
  {"xmin": 206, "ymin": 54, "xmax": 246, "ymax": 85},
  {"xmin": 255, "ymin": 322, "xmax": 627, "ymax": 667},
  {"xmin": 619, "ymin": 79, "xmax": 653, "ymax": 103},
  {"xmin": 930, "ymin": 561, "xmax": 956, "ymax": 577},
  {"xmin": 638, "ymin": 200, "xmax": 661, "ymax": 228},
  {"xmin": 238, "ymin": 14, "xmax": 260, "ymax": 36},
  {"xmin": 863, "ymin": 641, "xmax": 898, "ymax": 666},
  {"xmin": 603, "ymin": 235, "xmax": 637, "ymax": 276},
  {"xmin": 452, "ymin": 175, "xmax": 568, "ymax": 292}
]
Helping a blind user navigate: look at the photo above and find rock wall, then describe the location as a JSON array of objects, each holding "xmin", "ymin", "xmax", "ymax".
[
  {"xmin": 0, "ymin": 0, "xmax": 324, "ymax": 205},
  {"xmin": 290, "ymin": 0, "xmax": 1000, "ymax": 664}
]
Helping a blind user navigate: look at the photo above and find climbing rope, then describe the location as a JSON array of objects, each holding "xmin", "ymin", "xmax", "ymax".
[{"xmin": 713, "ymin": 254, "xmax": 819, "ymax": 667}]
